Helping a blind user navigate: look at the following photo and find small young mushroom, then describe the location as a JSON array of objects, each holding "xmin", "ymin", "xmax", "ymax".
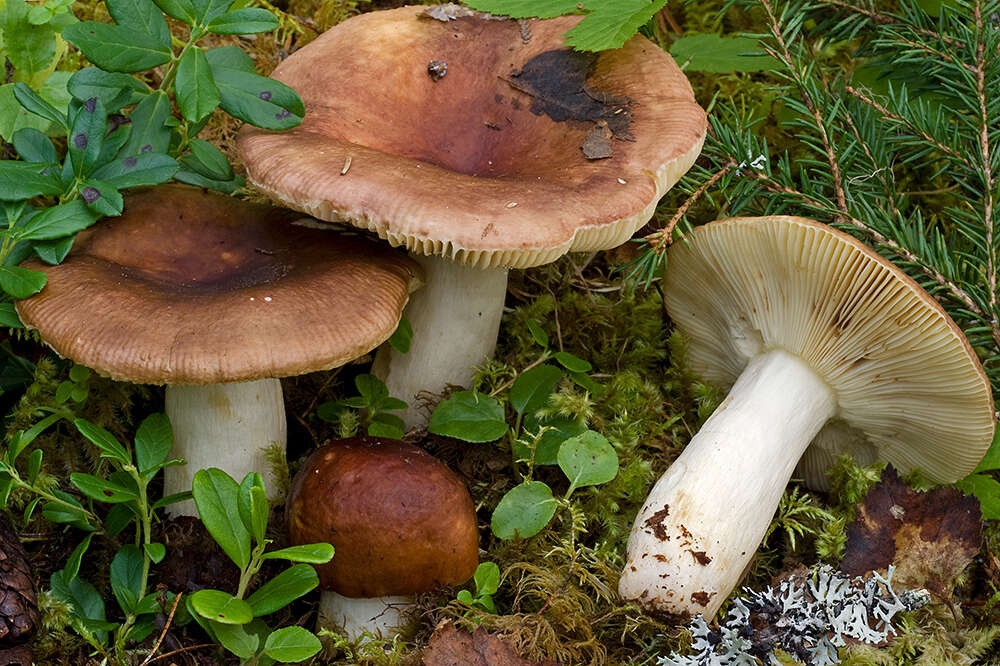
[
  {"xmin": 15, "ymin": 185, "xmax": 422, "ymax": 513},
  {"xmin": 619, "ymin": 216, "xmax": 995, "ymax": 619},
  {"xmin": 285, "ymin": 436, "xmax": 479, "ymax": 638},
  {"xmin": 237, "ymin": 6, "xmax": 707, "ymax": 426}
]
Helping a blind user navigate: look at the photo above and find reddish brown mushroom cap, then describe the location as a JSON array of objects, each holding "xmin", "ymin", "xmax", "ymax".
[
  {"xmin": 237, "ymin": 6, "xmax": 707, "ymax": 269},
  {"xmin": 14, "ymin": 185, "xmax": 423, "ymax": 385},
  {"xmin": 286, "ymin": 436, "xmax": 479, "ymax": 598}
]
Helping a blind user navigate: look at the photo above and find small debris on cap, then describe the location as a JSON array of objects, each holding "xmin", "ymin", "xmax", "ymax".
[{"xmin": 427, "ymin": 60, "xmax": 447, "ymax": 82}]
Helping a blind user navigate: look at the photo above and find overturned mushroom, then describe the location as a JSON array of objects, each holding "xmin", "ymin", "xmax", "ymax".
[
  {"xmin": 237, "ymin": 6, "xmax": 706, "ymax": 426},
  {"xmin": 16, "ymin": 186, "xmax": 422, "ymax": 512},
  {"xmin": 619, "ymin": 216, "xmax": 995, "ymax": 619}
]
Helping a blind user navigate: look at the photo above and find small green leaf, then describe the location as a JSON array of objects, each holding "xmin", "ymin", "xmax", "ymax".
[
  {"xmin": 26, "ymin": 448, "xmax": 42, "ymax": 485},
  {"xmin": 68, "ymin": 68, "xmax": 149, "ymax": 111},
  {"xmin": 135, "ymin": 412, "xmax": 173, "ymax": 475},
  {"xmin": 64, "ymin": 533, "xmax": 94, "ymax": 582},
  {"xmin": 459, "ymin": 0, "xmax": 581, "ymax": 18},
  {"xmin": 212, "ymin": 619, "xmax": 263, "ymax": 659},
  {"xmin": 974, "ymin": 428, "xmax": 1000, "ymax": 472},
  {"xmin": 190, "ymin": 589, "xmax": 254, "ymax": 625},
  {"xmin": 209, "ymin": 65, "xmax": 304, "ymax": 130},
  {"xmin": 0, "ymin": 161, "xmax": 62, "ymax": 200},
  {"xmin": 153, "ymin": 0, "xmax": 197, "ymax": 23},
  {"xmin": 11, "ymin": 82, "xmax": 68, "ymax": 130},
  {"xmin": 669, "ymin": 34, "xmax": 776, "ymax": 73},
  {"xmin": 106, "ymin": 0, "xmax": 171, "ymax": 45},
  {"xmin": 79, "ymin": 179, "xmax": 124, "ymax": 217},
  {"xmin": 956, "ymin": 473, "xmax": 1000, "ymax": 520},
  {"xmin": 110, "ymin": 544, "xmax": 144, "ymax": 613},
  {"xmin": 0, "ymin": 302, "xmax": 23, "ymax": 328},
  {"xmin": 71, "ymin": 473, "xmax": 140, "ymax": 504},
  {"xmin": 68, "ymin": 96, "xmax": 107, "ymax": 177},
  {"xmin": 263, "ymin": 626, "xmax": 323, "ymax": 662},
  {"xmin": 90, "ymin": 151, "xmax": 179, "ymax": 189},
  {"xmin": 13, "ymin": 200, "xmax": 100, "ymax": 241},
  {"xmin": 490, "ymin": 481, "xmax": 557, "ymax": 540},
  {"xmin": 10, "ymin": 413, "xmax": 60, "ymax": 462},
  {"xmin": 74, "ymin": 418, "xmax": 131, "ymax": 465},
  {"xmin": 510, "ymin": 364, "xmax": 562, "ymax": 416},
  {"xmin": 121, "ymin": 91, "xmax": 172, "ymax": 157},
  {"xmin": 428, "ymin": 391, "xmax": 508, "ymax": 442},
  {"xmin": 557, "ymin": 430, "xmax": 618, "ymax": 493},
  {"xmin": 105, "ymin": 503, "xmax": 135, "ymax": 537},
  {"xmin": 0, "ymin": 266, "xmax": 46, "ymax": 299},
  {"xmin": 173, "ymin": 167, "xmax": 244, "ymax": 194},
  {"xmin": 354, "ymin": 373, "xmax": 388, "ymax": 406},
  {"xmin": 183, "ymin": 138, "xmax": 233, "ymax": 180},
  {"xmin": 144, "ymin": 542, "xmax": 167, "ymax": 564},
  {"xmin": 473, "ymin": 561, "xmax": 501, "ymax": 596},
  {"xmin": 516, "ymin": 414, "xmax": 587, "ymax": 466},
  {"xmin": 176, "ymin": 47, "xmax": 220, "ymax": 122},
  {"xmin": 388, "ymin": 316, "xmax": 413, "ymax": 354},
  {"xmin": 261, "ymin": 543, "xmax": 334, "ymax": 564},
  {"xmin": 525, "ymin": 318, "xmax": 549, "ymax": 347},
  {"xmin": 563, "ymin": 0, "xmax": 669, "ymax": 52},
  {"xmin": 367, "ymin": 418, "xmax": 404, "ymax": 440},
  {"xmin": 192, "ymin": 0, "xmax": 236, "ymax": 25},
  {"xmin": 237, "ymin": 471, "xmax": 266, "ymax": 540},
  {"xmin": 203, "ymin": 45, "xmax": 256, "ymax": 73},
  {"xmin": 68, "ymin": 365, "xmax": 91, "ymax": 383},
  {"xmin": 12, "ymin": 127, "xmax": 57, "ymax": 163},
  {"xmin": 33, "ymin": 236, "xmax": 75, "ymax": 265},
  {"xmin": 553, "ymin": 351, "xmax": 592, "ymax": 373},
  {"xmin": 246, "ymin": 564, "xmax": 319, "ymax": 617},
  {"xmin": 62, "ymin": 22, "xmax": 172, "ymax": 72},
  {"xmin": 193, "ymin": 468, "xmax": 252, "ymax": 570},
  {"xmin": 206, "ymin": 8, "xmax": 279, "ymax": 34}
]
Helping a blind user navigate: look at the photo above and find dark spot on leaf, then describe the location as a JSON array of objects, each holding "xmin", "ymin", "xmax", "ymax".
[
  {"xmin": 102, "ymin": 489, "xmax": 113, "ymax": 497},
  {"xmin": 73, "ymin": 134, "xmax": 88, "ymax": 150},
  {"xmin": 81, "ymin": 187, "xmax": 100, "ymax": 204},
  {"xmin": 123, "ymin": 157, "xmax": 138, "ymax": 168},
  {"xmin": 84, "ymin": 97, "xmax": 97, "ymax": 113},
  {"xmin": 141, "ymin": 144, "xmax": 152, "ymax": 154},
  {"xmin": 106, "ymin": 113, "xmax": 131, "ymax": 135},
  {"xmin": 259, "ymin": 90, "xmax": 272, "ymax": 101},
  {"xmin": 275, "ymin": 108, "xmax": 291, "ymax": 120}
]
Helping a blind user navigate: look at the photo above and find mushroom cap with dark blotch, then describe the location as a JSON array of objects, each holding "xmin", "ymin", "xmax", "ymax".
[
  {"xmin": 664, "ymin": 216, "xmax": 995, "ymax": 484},
  {"xmin": 14, "ymin": 185, "xmax": 423, "ymax": 385},
  {"xmin": 285, "ymin": 436, "xmax": 479, "ymax": 598},
  {"xmin": 237, "ymin": 6, "xmax": 707, "ymax": 269}
]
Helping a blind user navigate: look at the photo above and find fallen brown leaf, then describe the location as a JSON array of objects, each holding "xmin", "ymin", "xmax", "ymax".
[
  {"xmin": 840, "ymin": 465, "xmax": 982, "ymax": 601},
  {"xmin": 423, "ymin": 621, "xmax": 560, "ymax": 666}
]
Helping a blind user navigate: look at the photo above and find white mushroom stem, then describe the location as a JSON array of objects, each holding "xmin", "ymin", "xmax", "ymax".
[
  {"xmin": 163, "ymin": 379, "xmax": 286, "ymax": 516},
  {"xmin": 318, "ymin": 591, "xmax": 414, "ymax": 640},
  {"xmin": 373, "ymin": 255, "xmax": 508, "ymax": 429},
  {"xmin": 619, "ymin": 348, "xmax": 836, "ymax": 618}
]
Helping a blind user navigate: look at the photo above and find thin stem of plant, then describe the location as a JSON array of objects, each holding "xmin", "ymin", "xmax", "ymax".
[
  {"xmin": 138, "ymin": 592, "xmax": 183, "ymax": 666},
  {"xmin": 973, "ymin": 1, "xmax": 997, "ymax": 319},
  {"xmin": 645, "ymin": 162, "xmax": 734, "ymax": 252}
]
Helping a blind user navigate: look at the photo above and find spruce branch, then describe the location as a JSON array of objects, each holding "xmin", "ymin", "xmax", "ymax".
[{"xmin": 631, "ymin": 0, "xmax": 1000, "ymax": 386}]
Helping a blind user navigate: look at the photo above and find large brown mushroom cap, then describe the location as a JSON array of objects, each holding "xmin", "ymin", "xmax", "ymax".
[
  {"xmin": 286, "ymin": 436, "xmax": 479, "ymax": 598},
  {"xmin": 664, "ymin": 216, "xmax": 995, "ymax": 483},
  {"xmin": 15, "ymin": 185, "xmax": 423, "ymax": 385},
  {"xmin": 237, "ymin": 6, "xmax": 707, "ymax": 269}
]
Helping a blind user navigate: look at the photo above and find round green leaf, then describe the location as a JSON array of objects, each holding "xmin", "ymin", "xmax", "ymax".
[
  {"xmin": 428, "ymin": 391, "xmax": 508, "ymax": 442},
  {"xmin": 557, "ymin": 430, "xmax": 618, "ymax": 492},
  {"xmin": 509, "ymin": 364, "xmax": 562, "ymax": 416},
  {"xmin": 190, "ymin": 589, "xmax": 253, "ymax": 625},
  {"xmin": 490, "ymin": 481, "xmax": 557, "ymax": 540},
  {"xmin": 263, "ymin": 626, "xmax": 323, "ymax": 662}
]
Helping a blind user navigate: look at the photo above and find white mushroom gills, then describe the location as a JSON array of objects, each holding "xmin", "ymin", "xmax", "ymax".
[
  {"xmin": 618, "ymin": 348, "xmax": 835, "ymax": 614},
  {"xmin": 620, "ymin": 216, "xmax": 995, "ymax": 618},
  {"xmin": 164, "ymin": 379, "xmax": 286, "ymax": 516},
  {"xmin": 373, "ymin": 255, "xmax": 508, "ymax": 428}
]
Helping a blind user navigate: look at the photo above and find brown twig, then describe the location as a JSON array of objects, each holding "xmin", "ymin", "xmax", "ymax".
[
  {"xmin": 138, "ymin": 592, "xmax": 183, "ymax": 666},
  {"xmin": 146, "ymin": 643, "xmax": 216, "ymax": 664},
  {"xmin": 973, "ymin": 2, "xmax": 998, "ymax": 319},
  {"xmin": 818, "ymin": 0, "xmax": 961, "ymax": 46},
  {"xmin": 645, "ymin": 162, "xmax": 735, "ymax": 252}
]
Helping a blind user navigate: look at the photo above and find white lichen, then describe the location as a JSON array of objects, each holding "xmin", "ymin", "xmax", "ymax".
[{"xmin": 657, "ymin": 566, "xmax": 929, "ymax": 666}]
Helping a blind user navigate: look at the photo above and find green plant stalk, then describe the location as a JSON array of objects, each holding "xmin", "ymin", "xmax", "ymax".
[{"xmin": 114, "ymin": 463, "xmax": 154, "ymax": 656}]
